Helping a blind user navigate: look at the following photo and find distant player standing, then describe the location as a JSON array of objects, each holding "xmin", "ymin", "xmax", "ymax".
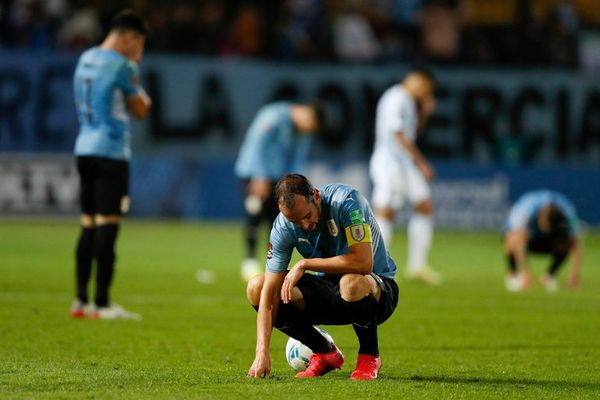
[
  {"xmin": 70, "ymin": 10, "xmax": 151, "ymax": 319},
  {"xmin": 247, "ymin": 174, "xmax": 398, "ymax": 380},
  {"xmin": 369, "ymin": 67, "xmax": 441, "ymax": 285},
  {"xmin": 503, "ymin": 190, "xmax": 582, "ymax": 292},
  {"xmin": 235, "ymin": 101, "xmax": 324, "ymax": 281}
]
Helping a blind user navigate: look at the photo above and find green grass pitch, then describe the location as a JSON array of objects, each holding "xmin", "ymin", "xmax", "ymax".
[{"xmin": 1, "ymin": 219, "xmax": 599, "ymax": 399}]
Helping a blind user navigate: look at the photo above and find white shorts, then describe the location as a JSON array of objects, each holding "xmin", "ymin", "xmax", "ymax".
[{"xmin": 369, "ymin": 156, "xmax": 431, "ymax": 210}]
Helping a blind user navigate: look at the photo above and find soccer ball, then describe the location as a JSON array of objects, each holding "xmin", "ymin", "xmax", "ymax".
[{"xmin": 285, "ymin": 327, "xmax": 336, "ymax": 372}]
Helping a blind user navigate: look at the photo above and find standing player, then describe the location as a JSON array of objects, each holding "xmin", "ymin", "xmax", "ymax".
[
  {"xmin": 369, "ymin": 67, "xmax": 441, "ymax": 285},
  {"xmin": 70, "ymin": 10, "xmax": 151, "ymax": 319},
  {"xmin": 246, "ymin": 174, "xmax": 398, "ymax": 380},
  {"xmin": 235, "ymin": 101, "xmax": 325, "ymax": 281},
  {"xmin": 503, "ymin": 190, "xmax": 582, "ymax": 292}
]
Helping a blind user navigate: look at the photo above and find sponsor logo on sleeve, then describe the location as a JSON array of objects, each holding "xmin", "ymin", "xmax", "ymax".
[{"xmin": 349, "ymin": 209, "xmax": 365, "ymax": 224}]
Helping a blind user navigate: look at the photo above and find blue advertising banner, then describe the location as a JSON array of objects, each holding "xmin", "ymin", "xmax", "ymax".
[{"xmin": 1, "ymin": 51, "xmax": 599, "ymax": 165}]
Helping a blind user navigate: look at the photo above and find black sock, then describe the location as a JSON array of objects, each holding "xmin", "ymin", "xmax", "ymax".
[
  {"xmin": 341, "ymin": 296, "xmax": 379, "ymax": 356},
  {"xmin": 94, "ymin": 224, "xmax": 119, "ymax": 307},
  {"xmin": 245, "ymin": 220, "xmax": 259, "ymax": 259},
  {"xmin": 507, "ymin": 254, "xmax": 517, "ymax": 274},
  {"xmin": 548, "ymin": 252, "xmax": 568, "ymax": 276},
  {"xmin": 253, "ymin": 304, "xmax": 333, "ymax": 354},
  {"xmin": 75, "ymin": 227, "xmax": 95, "ymax": 303}
]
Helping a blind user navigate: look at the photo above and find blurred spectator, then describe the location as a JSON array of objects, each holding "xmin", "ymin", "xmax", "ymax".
[
  {"xmin": 275, "ymin": 0, "xmax": 331, "ymax": 61},
  {"xmin": 332, "ymin": 0, "xmax": 382, "ymax": 62},
  {"xmin": 420, "ymin": 0, "xmax": 462, "ymax": 63},
  {"xmin": 221, "ymin": 2, "xmax": 264, "ymax": 57},
  {"xmin": 165, "ymin": 1, "xmax": 200, "ymax": 53},
  {"xmin": 0, "ymin": 0, "xmax": 598, "ymax": 66},
  {"xmin": 57, "ymin": 6, "xmax": 102, "ymax": 51}
]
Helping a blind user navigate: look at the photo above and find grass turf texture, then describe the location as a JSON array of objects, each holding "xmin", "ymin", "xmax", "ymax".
[{"xmin": 1, "ymin": 219, "xmax": 599, "ymax": 399}]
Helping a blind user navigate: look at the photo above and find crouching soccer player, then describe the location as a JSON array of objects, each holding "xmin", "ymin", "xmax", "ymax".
[
  {"xmin": 247, "ymin": 174, "xmax": 398, "ymax": 380},
  {"xmin": 503, "ymin": 190, "xmax": 582, "ymax": 292}
]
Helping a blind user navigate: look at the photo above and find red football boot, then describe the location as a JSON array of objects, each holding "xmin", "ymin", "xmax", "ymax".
[
  {"xmin": 295, "ymin": 345, "xmax": 344, "ymax": 378},
  {"xmin": 350, "ymin": 354, "xmax": 381, "ymax": 380}
]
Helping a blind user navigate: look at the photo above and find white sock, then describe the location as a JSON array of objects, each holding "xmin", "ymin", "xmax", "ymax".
[
  {"xmin": 407, "ymin": 213, "xmax": 433, "ymax": 272},
  {"xmin": 376, "ymin": 217, "xmax": 394, "ymax": 249}
]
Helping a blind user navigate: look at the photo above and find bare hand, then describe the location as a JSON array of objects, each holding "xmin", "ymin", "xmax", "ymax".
[
  {"xmin": 281, "ymin": 262, "xmax": 305, "ymax": 304},
  {"xmin": 566, "ymin": 273, "xmax": 580, "ymax": 289},
  {"xmin": 419, "ymin": 161, "xmax": 436, "ymax": 181},
  {"xmin": 247, "ymin": 353, "xmax": 271, "ymax": 378}
]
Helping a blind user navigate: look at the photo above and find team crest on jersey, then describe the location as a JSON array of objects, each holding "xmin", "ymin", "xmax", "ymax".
[
  {"xmin": 349, "ymin": 209, "xmax": 365, "ymax": 224},
  {"xmin": 350, "ymin": 224, "xmax": 366, "ymax": 241},
  {"xmin": 266, "ymin": 243, "xmax": 273, "ymax": 259},
  {"xmin": 327, "ymin": 219, "xmax": 339, "ymax": 237}
]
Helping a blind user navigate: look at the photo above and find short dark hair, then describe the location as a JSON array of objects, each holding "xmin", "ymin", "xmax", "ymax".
[
  {"xmin": 274, "ymin": 174, "xmax": 315, "ymax": 209},
  {"xmin": 110, "ymin": 10, "xmax": 149, "ymax": 36}
]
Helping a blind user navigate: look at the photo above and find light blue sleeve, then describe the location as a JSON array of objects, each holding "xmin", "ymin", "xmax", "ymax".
[
  {"xmin": 289, "ymin": 135, "xmax": 312, "ymax": 173},
  {"xmin": 116, "ymin": 60, "xmax": 141, "ymax": 97},
  {"xmin": 265, "ymin": 216, "xmax": 295, "ymax": 273}
]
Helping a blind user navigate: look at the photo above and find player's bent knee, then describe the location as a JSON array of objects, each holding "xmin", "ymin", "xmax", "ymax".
[
  {"xmin": 339, "ymin": 274, "xmax": 370, "ymax": 302},
  {"xmin": 415, "ymin": 200, "xmax": 433, "ymax": 215},
  {"xmin": 80, "ymin": 214, "xmax": 94, "ymax": 228},
  {"xmin": 246, "ymin": 274, "xmax": 264, "ymax": 306}
]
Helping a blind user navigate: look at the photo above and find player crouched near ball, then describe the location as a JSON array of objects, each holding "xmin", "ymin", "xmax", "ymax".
[
  {"xmin": 246, "ymin": 174, "xmax": 399, "ymax": 380},
  {"xmin": 503, "ymin": 190, "xmax": 582, "ymax": 292}
]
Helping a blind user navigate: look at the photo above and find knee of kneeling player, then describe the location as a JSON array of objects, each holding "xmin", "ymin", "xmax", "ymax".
[
  {"xmin": 246, "ymin": 274, "xmax": 264, "ymax": 306},
  {"xmin": 339, "ymin": 274, "xmax": 370, "ymax": 302}
]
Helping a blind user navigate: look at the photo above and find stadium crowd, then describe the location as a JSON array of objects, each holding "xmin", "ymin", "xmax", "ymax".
[{"xmin": 1, "ymin": 0, "xmax": 599, "ymax": 67}]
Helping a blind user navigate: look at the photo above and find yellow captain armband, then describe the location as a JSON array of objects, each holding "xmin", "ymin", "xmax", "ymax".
[{"xmin": 345, "ymin": 223, "xmax": 372, "ymax": 246}]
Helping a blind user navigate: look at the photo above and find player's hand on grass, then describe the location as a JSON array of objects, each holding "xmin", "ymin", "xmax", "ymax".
[
  {"xmin": 281, "ymin": 262, "xmax": 306, "ymax": 304},
  {"xmin": 248, "ymin": 353, "xmax": 271, "ymax": 378}
]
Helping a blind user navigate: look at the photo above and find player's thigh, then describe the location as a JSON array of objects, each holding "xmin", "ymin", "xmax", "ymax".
[
  {"xmin": 296, "ymin": 274, "xmax": 349, "ymax": 325},
  {"xmin": 405, "ymin": 163, "xmax": 431, "ymax": 207},
  {"xmin": 370, "ymin": 160, "xmax": 405, "ymax": 210},
  {"xmin": 94, "ymin": 158, "xmax": 130, "ymax": 216},
  {"xmin": 77, "ymin": 156, "xmax": 97, "ymax": 215}
]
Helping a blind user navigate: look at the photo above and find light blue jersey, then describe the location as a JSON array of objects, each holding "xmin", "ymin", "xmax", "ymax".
[
  {"xmin": 234, "ymin": 102, "xmax": 312, "ymax": 180},
  {"xmin": 505, "ymin": 190, "xmax": 579, "ymax": 238},
  {"xmin": 73, "ymin": 47, "xmax": 142, "ymax": 160},
  {"xmin": 266, "ymin": 183, "xmax": 397, "ymax": 279}
]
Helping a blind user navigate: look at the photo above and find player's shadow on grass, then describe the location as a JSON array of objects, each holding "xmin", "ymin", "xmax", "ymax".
[{"xmin": 387, "ymin": 375, "xmax": 600, "ymax": 391}]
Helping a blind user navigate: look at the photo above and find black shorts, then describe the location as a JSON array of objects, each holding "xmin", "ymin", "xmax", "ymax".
[
  {"xmin": 77, "ymin": 156, "xmax": 129, "ymax": 216},
  {"xmin": 296, "ymin": 273, "xmax": 399, "ymax": 326}
]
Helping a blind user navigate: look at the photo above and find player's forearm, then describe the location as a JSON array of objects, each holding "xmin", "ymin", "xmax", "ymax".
[
  {"xmin": 569, "ymin": 239, "xmax": 582, "ymax": 276},
  {"xmin": 299, "ymin": 253, "xmax": 372, "ymax": 275},
  {"xmin": 255, "ymin": 286, "xmax": 278, "ymax": 355}
]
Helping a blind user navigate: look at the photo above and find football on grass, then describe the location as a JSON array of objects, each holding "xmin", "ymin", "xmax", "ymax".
[{"xmin": 285, "ymin": 327, "xmax": 337, "ymax": 371}]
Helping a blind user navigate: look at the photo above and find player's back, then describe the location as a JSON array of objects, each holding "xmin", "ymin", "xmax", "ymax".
[
  {"xmin": 234, "ymin": 102, "xmax": 297, "ymax": 179},
  {"xmin": 74, "ymin": 47, "xmax": 136, "ymax": 160}
]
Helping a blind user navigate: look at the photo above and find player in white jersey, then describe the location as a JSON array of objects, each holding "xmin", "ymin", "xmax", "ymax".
[{"xmin": 369, "ymin": 67, "xmax": 441, "ymax": 285}]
